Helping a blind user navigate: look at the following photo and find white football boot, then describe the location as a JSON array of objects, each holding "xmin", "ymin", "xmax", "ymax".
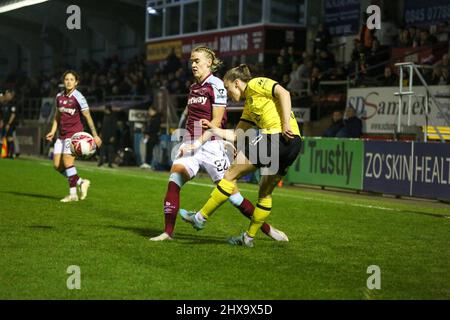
[
  {"xmin": 79, "ymin": 179, "xmax": 91, "ymax": 200},
  {"xmin": 267, "ymin": 226, "xmax": 289, "ymax": 242},
  {"xmin": 149, "ymin": 232, "xmax": 173, "ymax": 241},
  {"xmin": 60, "ymin": 195, "xmax": 79, "ymax": 202}
]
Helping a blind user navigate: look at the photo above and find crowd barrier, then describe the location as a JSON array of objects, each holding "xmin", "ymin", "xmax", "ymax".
[{"xmin": 286, "ymin": 137, "xmax": 450, "ymax": 201}]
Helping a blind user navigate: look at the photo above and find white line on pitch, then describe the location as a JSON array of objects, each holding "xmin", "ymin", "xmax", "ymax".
[{"xmin": 35, "ymin": 159, "xmax": 423, "ymax": 213}]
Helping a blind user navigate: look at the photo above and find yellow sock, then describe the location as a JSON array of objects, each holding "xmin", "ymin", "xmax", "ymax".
[
  {"xmin": 247, "ymin": 197, "xmax": 272, "ymax": 237},
  {"xmin": 199, "ymin": 179, "xmax": 235, "ymax": 219}
]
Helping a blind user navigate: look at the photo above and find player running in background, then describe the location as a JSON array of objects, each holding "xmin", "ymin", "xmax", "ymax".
[
  {"xmin": 46, "ymin": 70, "xmax": 102, "ymax": 202},
  {"xmin": 180, "ymin": 65, "xmax": 303, "ymax": 247},
  {"xmin": 150, "ymin": 47, "xmax": 288, "ymax": 242}
]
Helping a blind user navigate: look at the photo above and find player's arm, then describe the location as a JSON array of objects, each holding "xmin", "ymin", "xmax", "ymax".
[
  {"xmin": 81, "ymin": 110, "xmax": 102, "ymax": 148},
  {"xmin": 200, "ymin": 119, "xmax": 253, "ymax": 142},
  {"xmin": 178, "ymin": 106, "xmax": 188, "ymax": 128},
  {"xmin": 5, "ymin": 110, "xmax": 15, "ymax": 132},
  {"xmin": 273, "ymin": 84, "xmax": 295, "ymax": 140},
  {"xmin": 46, "ymin": 108, "xmax": 60, "ymax": 141},
  {"xmin": 198, "ymin": 105, "xmax": 225, "ymax": 144}
]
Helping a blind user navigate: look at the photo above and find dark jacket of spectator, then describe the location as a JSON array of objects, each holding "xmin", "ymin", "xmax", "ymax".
[
  {"xmin": 324, "ymin": 111, "xmax": 344, "ymax": 137},
  {"xmin": 101, "ymin": 108, "xmax": 118, "ymax": 143},
  {"xmin": 314, "ymin": 24, "xmax": 331, "ymax": 53},
  {"xmin": 145, "ymin": 110, "xmax": 162, "ymax": 141},
  {"xmin": 336, "ymin": 107, "xmax": 362, "ymax": 138}
]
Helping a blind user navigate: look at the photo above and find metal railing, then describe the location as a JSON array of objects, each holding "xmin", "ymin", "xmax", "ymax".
[
  {"xmin": 395, "ymin": 62, "xmax": 450, "ymax": 143},
  {"xmin": 350, "ymin": 41, "xmax": 449, "ymax": 86}
]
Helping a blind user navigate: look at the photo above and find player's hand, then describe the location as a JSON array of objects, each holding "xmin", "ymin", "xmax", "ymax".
[
  {"xmin": 46, "ymin": 132, "xmax": 55, "ymax": 141},
  {"xmin": 282, "ymin": 124, "xmax": 295, "ymax": 141},
  {"xmin": 200, "ymin": 119, "xmax": 216, "ymax": 130},
  {"xmin": 178, "ymin": 140, "xmax": 201, "ymax": 158},
  {"xmin": 94, "ymin": 135, "xmax": 102, "ymax": 148}
]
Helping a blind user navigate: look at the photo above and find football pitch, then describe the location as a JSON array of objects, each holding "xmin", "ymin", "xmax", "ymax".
[{"xmin": 1, "ymin": 157, "xmax": 449, "ymax": 300}]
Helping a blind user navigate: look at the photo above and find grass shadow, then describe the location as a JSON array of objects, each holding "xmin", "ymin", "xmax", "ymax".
[
  {"xmin": 1, "ymin": 191, "xmax": 60, "ymax": 201},
  {"xmin": 107, "ymin": 225, "xmax": 230, "ymax": 245},
  {"xmin": 28, "ymin": 225, "xmax": 55, "ymax": 230},
  {"xmin": 398, "ymin": 210, "xmax": 450, "ymax": 219}
]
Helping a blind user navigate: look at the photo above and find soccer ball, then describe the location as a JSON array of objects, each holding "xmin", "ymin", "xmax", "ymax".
[{"xmin": 70, "ymin": 132, "xmax": 97, "ymax": 159}]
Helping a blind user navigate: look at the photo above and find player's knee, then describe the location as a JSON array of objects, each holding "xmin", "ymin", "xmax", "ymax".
[
  {"xmin": 53, "ymin": 161, "xmax": 63, "ymax": 172},
  {"xmin": 169, "ymin": 172, "xmax": 186, "ymax": 188},
  {"xmin": 171, "ymin": 165, "xmax": 191, "ymax": 181},
  {"xmin": 62, "ymin": 157, "xmax": 74, "ymax": 168}
]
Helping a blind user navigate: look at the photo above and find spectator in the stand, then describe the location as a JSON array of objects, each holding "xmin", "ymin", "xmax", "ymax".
[
  {"xmin": 408, "ymin": 26, "xmax": 419, "ymax": 47},
  {"xmin": 398, "ymin": 28, "xmax": 412, "ymax": 47},
  {"xmin": 323, "ymin": 110, "xmax": 344, "ymax": 137},
  {"xmin": 298, "ymin": 58, "xmax": 314, "ymax": 90},
  {"xmin": 350, "ymin": 38, "xmax": 362, "ymax": 63},
  {"xmin": 281, "ymin": 74, "xmax": 290, "ymax": 89},
  {"xmin": 287, "ymin": 46, "xmax": 297, "ymax": 65},
  {"xmin": 419, "ymin": 29, "xmax": 437, "ymax": 47},
  {"xmin": 279, "ymin": 48, "xmax": 292, "ymax": 72},
  {"xmin": 328, "ymin": 67, "xmax": 347, "ymax": 81},
  {"xmin": 309, "ymin": 67, "xmax": 322, "ymax": 95},
  {"xmin": 287, "ymin": 62, "xmax": 303, "ymax": 96},
  {"xmin": 141, "ymin": 105, "xmax": 162, "ymax": 169},
  {"xmin": 279, "ymin": 48, "xmax": 288, "ymax": 62},
  {"xmin": 429, "ymin": 66, "xmax": 448, "ymax": 85},
  {"xmin": 358, "ymin": 16, "xmax": 376, "ymax": 52},
  {"xmin": 366, "ymin": 39, "xmax": 389, "ymax": 76},
  {"xmin": 336, "ymin": 107, "xmax": 362, "ymax": 138},
  {"xmin": 437, "ymin": 53, "xmax": 449, "ymax": 73},
  {"xmin": 98, "ymin": 105, "xmax": 117, "ymax": 168},
  {"xmin": 316, "ymin": 50, "xmax": 335, "ymax": 72},
  {"xmin": 314, "ymin": 24, "xmax": 331, "ymax": 53},
  {"xmin": 378, "ymin": 18, "xmax": 398, "ymax": 46},
  {"xmin": 165, "ymin": 49, "xmax": 182, "ymax": 74},
  {"xmin": 272, "ymin": 56, "xmax": 288, "ymax": 82},
  {"xmin": 377, "ymin": 66, "xmax": 398, "ymax": 87}
]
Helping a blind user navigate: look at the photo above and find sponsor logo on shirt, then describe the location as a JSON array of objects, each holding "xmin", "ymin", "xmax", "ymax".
[
  {"xmin": 188, "ymin": 96, "xmax": 208, "ymax": 105},
  {"xmin": 59, "ymin": 107, "xmax": 76, "ymax": 116}
]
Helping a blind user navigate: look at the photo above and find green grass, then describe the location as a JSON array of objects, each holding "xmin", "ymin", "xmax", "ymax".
[{"xmin": 1, "ymin": 157, "xmax": 450, "ymax": 299}]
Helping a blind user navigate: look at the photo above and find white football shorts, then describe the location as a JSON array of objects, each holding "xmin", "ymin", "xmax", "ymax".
[
  {"xmin": 173, "ymin": 140, "xmax": 232, "ymax": 182},
  {"xmin": 54, "ymin": 138, "xmax": 72, "ymax": 155}
]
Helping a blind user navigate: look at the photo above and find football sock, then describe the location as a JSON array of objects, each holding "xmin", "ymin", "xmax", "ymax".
[
  {"xmin": 247, "ymin": 197, "xmax": 272, "ymax": 238},
  {"xmin": 199, "ymin": 179, "xmax": 235, "ymax": 219},
  {"xmin": 228, "ymin": 193, "xmax": 271, "ymax": 235},
  {"xmin": 66, "ymin": 166, "xmax": 80, "ymax": 195},
  {"xmin": 195, "ymin": 211, "xmax": 206, "ymax": 222},
  {"xmin": 164, "ymin": 181, "xmax": 180, "ymax": 236}
]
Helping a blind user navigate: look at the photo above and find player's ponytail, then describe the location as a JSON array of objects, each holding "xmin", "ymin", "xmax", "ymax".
[
  {"xmin": 223, "ymin": 64, "xmax": 252, "ymax": 83},
  {"xmin": 192, "ymin": 46, "xmax": 223, "ymax": 73}
]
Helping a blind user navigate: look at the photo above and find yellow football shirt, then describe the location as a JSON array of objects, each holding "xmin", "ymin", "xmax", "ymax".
[{"xmin": 240, "ymin": 77, "xmax": 301, "ymax": 136}]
